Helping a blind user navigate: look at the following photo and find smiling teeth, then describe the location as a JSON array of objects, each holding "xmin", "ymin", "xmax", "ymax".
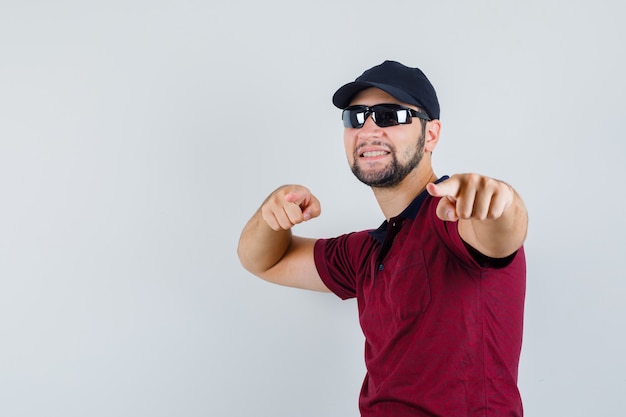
[{"xmin": 362, "ymin": 151, "xmax": 387, "ymax": 157}]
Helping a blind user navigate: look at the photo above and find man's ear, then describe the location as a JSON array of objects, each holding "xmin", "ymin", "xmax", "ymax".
[{"xmin": 424, "ymin": 119, "xmax": 441, "ymax": 153}]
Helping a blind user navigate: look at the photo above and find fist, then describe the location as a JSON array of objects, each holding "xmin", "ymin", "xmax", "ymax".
[{"xmin": 261, "ymin": 185, "xmax": 322, "ymax": 231}]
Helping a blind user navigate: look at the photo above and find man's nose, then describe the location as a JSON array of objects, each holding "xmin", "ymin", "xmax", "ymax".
[{"xmin": 358, "ymin": 114, "xmax": 383, "ymax": 137}]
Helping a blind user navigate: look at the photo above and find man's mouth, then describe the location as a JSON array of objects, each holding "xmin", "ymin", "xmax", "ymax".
[{"xmin": 361, "ymin": 150, "xmax": 390, "ymax": 158}]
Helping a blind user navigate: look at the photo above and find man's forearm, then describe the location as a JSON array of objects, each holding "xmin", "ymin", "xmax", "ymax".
[
  {"xmin": 237, "ymin": 209, "xmax": 293, "ymax": 277},
  {"xmin": 465, "ymin": 189, "xmax": 528, "ymax": 258}
]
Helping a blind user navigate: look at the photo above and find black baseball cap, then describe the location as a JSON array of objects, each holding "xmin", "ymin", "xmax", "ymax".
[{"xmin": 332, "ymin": 60, "xmax": 440, "ymax": 120}]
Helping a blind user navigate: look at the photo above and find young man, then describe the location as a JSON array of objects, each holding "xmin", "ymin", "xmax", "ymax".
[{"xmin": 237, "ymin": 60, "xmax": 528, "ymax": 417}]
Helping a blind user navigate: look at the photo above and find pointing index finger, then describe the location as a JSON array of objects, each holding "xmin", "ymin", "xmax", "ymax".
[
  {"xmin": 426, "ymin": 177, "xmax": 460, "ymax": 198},
  {"xmin": 284, "ymin": 190, "xmax": 309, "ymax": 206}
]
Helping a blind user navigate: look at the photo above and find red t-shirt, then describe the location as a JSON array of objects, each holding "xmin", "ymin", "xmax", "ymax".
[{"xmin": 314, "ymin": 189, "xmax": 526, "ymax": 417}]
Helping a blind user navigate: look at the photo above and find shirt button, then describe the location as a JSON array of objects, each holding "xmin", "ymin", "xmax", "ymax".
[{"xmin": 378, "ymin": 264, "xmax": 384, "ymax": 271}]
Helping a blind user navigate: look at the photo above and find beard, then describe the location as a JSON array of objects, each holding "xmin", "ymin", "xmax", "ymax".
[{"xmin": 351, "ymin": 133, "xmax": 425, "ymax": 188}]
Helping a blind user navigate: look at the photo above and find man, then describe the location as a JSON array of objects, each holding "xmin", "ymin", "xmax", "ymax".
[{"xmin": 237, "ymin": 60, "xmax": 528, "ymax": 416}]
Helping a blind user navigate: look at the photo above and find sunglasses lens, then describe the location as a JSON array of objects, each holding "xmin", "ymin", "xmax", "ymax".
[
  {"xmin": 342, "ymin": 107, "xmax": 367, "ymax": 128},
  {"xmin": 372, "ymin": 105, "xmax": 410, "ymax": 127}
]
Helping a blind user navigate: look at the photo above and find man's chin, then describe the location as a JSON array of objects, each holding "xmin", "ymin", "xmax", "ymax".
[{"xmin": 353, "ymin": 172, "xmax": 400, "ymax": 188}]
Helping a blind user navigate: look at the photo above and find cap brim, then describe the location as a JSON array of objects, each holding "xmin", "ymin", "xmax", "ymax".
[{"xmin": 332, "ymin": 81, "xmax": 420, "ymax": 109}]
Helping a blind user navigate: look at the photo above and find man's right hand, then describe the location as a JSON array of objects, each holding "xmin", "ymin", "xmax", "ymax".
[
  {"xmin": 261, "ymin": 185, "xmax": 322, "ymax": 231},
  {"xmin": 237, "ymin": 184, "xmax": 328, "ymax": 292},
  {"xmin": 237, "ymin": 185, "xmax": 329, "ymax": 292}
]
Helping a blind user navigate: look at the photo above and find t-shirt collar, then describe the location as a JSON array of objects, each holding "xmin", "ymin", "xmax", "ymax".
[{"xmin": 369, "ymin": 175, "xmax": 449, "ymax": 244}]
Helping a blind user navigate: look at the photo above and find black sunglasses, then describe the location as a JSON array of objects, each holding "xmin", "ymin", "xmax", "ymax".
[{"xmin": 342, "ymin": 103, "xmax": 431, "ymax": 128}]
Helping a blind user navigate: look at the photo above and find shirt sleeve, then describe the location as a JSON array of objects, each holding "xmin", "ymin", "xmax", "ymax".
[
  {"xmin": 314, "ymin": 232, "xmax": 371, "ymax": 300},
  {"xmin": 428, "ymin": 196, "xmax": 521, "ymax": 270}
]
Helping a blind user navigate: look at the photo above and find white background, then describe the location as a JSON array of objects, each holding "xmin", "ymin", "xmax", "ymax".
[{"xmin": 1, "ymin": 1, "xmax": 625, "ymax": 416}]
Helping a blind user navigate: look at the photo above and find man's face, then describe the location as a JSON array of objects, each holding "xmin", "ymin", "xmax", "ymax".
[{"xmin": 343, "ymin": 88, "xmax": 427, "ymax": 188}]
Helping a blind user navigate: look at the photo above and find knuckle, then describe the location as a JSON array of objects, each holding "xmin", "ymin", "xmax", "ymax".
[
  {"xmin": 465, "ymin": 173, "xmax": 481, "ymax": 186},
  {"xmin": 458, "ymin": 207, "xmax": 471, "ymax": 219},
  {"xmin": 260, "ymin": 206, "xmax": 272, "ymax": 222},
  {"xmin": 486, "ymin": 212, "xmax": 499, "ymax": 220},
  {"xmin": 278, "ymin": 218, "xmax": 294, "ymax": 230}
]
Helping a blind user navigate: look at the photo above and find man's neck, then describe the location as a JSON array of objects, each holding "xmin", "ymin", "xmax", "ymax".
[{"xmin": 372, "ymin": 165, "xmax": 438, "ymax": 221}]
